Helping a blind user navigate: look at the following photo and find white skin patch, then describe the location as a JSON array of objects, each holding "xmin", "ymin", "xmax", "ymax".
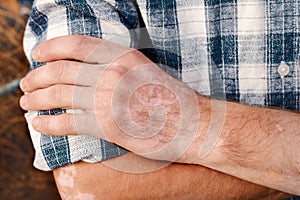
[
  {"xmin": 57, "ymin": 165, "xmax": 76, "ymax": 188},
  {"xmin": 276, "ymin": 124, "xmax": 284, "ymax": 132},
  {"xmin": 73, "ymin": 193, "xmax": 95, "ymax": 200},
  {"xmin": 57, "ymin": 166, "xmax": 95, "ymax": 200}
]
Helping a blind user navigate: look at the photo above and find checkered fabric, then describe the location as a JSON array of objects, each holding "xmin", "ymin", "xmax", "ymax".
[{"xmin": 23, "ymin": 0, "xmax": 300, "ymax": 171}]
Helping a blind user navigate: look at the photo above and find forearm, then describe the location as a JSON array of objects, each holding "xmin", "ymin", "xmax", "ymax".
[
  {"xmin": 180, "ymin": 95, "xmax": 300, "ymax": 195},
  {"xmin": 53, "ymin": 153, "xmax": 289, "ymax": 200},
  {"xmin": 123, "ymin": 77, "xmax": 300, "ymax": 194},
  {"xmin": 20, "ymin": 35, "xmax": 300, "ymax": 196}
]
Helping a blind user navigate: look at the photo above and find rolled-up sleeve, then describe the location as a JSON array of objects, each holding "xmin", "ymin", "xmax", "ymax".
[{"xmin": 23, "ymin": 0, "xmax": 141, "ymax": 171}]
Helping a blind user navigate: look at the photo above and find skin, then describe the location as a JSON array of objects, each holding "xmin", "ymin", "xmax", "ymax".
[
  {"xmin": 20, "ymin": 35, "xmax": 300, "ymax": 196},
  {"xmin": 53, "ymin": 153, "xmax": 290, "ymax": 200}
]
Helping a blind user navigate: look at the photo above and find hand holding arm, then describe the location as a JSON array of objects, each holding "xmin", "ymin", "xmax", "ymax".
[{"xmin": 20, "ymin": 35, "xmax": 300, "ymax": 195}]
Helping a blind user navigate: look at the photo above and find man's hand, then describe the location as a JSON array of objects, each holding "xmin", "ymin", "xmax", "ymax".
[
  {"xmin": 20, "ymin": 35, "xmax": 300, "ymax": 195},
  {"xmin": 20, "ymin": 35, "xmax": 201, "ymax": 162}
]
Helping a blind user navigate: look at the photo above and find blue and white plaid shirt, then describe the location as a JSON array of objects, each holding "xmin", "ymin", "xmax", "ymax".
[{"xmin": 23, "ymin": 0, "xmax": 300, "ymax": 171}]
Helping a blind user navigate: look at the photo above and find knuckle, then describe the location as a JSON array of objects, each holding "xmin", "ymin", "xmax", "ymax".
[
  {"xmin": 115, "ymin": 49, "xmax": 149, "ymax": 70},
  {"xmin": 115, "ymin": 48, "xmax": 140, "ymax": 63},
  {"xmin": 43, "ymin": 117, "xmax": 51, "ymax": 133},
  {"xmin": 110, "ymin": 64, "xmax": 128, "ymax": 79},
  {"xmin": 107, "ymin": 49, "xmax": 143, "ymax": 78},
  {"xmin": 46, "ymin": 116, "xmax": 71, "ymax": 135},
  {"xmin": 42, "ymin": 65, "xmax": 55, "ymax": 83},
  {"xmin": 75, "ymin": 35, "xmax": 101, "ymax": 59},
  {"xmin": 129, "ymin": 48, "xmax": 141, "ymax": 56},
  {"xmin": 60, "ymin": 115, "xmax": 74, "ymax": 134},
  {"xmin": 76, "ymin": 36, "xmax": 91, "ymax": 53},
  {"xmin": 51, "ymin": 85, "xmax": 65, "ymax": 102},
  {"xmin": 124, "ymin": 48, "xmax": 143, "ymax": 59},
  {"xmin": 44, "ymin": 61, "xmax": 68, "ymax": 83},
  {"xmin": 49, "ymin": 117, "xmax": 63, "ymax": 135},
  {"xmin": 54, "ymin": 61, "xmax": 70, "ymax": 77}
]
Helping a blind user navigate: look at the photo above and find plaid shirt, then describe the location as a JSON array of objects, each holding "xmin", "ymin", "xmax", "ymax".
[{"xmin": 24, "ymin": 0, "xmax": 300, "ymax": 171}]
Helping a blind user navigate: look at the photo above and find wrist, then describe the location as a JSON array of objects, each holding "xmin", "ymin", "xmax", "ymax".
[{"xmin": 113, "ymin": 68, "xmax": 202, "ymax": 162}]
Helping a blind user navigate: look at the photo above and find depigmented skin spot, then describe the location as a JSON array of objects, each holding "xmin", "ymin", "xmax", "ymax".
[
  {"xmin": 55, "ymin": 165, "xmax": 96, "ymax": 200},
  {"xmin": 73, "ymin": 193, "xmax": 95, "ymax": 200},
  {"xmin": 63, "ymin": 193, "xmax": 95, "ymax": 200},
  {"xmin": 57, "ymin": 165, "xmax": 76, "ymax": 188},
  {"xmin": 276, "ymin": 124, "xmax": 284, "ymax": 132}
]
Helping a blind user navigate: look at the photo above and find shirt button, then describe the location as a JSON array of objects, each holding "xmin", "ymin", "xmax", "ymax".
[{"xmin": 277, "ymin": 61, "xmax": 291, "ymax": 77}]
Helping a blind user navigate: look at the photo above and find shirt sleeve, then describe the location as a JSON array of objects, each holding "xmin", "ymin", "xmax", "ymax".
[{"xmin": 23, "ymin": 0, "xmax": 141, "ymax": 171}]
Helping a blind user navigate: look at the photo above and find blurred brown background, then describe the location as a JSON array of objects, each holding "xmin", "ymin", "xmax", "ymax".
[{"xmin": 0, "ymin": 0, "xmax": 60, "ymax": 199}]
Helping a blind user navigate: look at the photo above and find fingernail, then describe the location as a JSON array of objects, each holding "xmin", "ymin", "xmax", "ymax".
[
  {"xmin": 20, "ymin": 95, "xmax": 28, "ymax": 107},
  {"xmin": 20, "ymin": 78, "xmax": 27, "ymax": 91},
  {"xmin": 32, "ymin": 48, "xmax": 41, "ymax": 60}
]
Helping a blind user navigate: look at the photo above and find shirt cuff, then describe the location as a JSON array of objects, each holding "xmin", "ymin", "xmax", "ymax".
[{"xmin": 25, "ymin": 110, "xmax": 128, "ymax": 171}]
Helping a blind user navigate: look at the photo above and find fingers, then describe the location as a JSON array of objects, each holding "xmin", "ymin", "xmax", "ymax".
[
  {"xmin": 32, "ymin": 35, "xmax": 133, "ymax": 64},
  {"xmin": 32, "ymin": 113, "xmax": 103, "ymax": 138},
  {"xmin": 20, "ymin": 61, "xmax": 103, "ymax": 92},
  {"xmin": 20, "ymin": 84, "xmax": 95, "ymax": 111}
]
